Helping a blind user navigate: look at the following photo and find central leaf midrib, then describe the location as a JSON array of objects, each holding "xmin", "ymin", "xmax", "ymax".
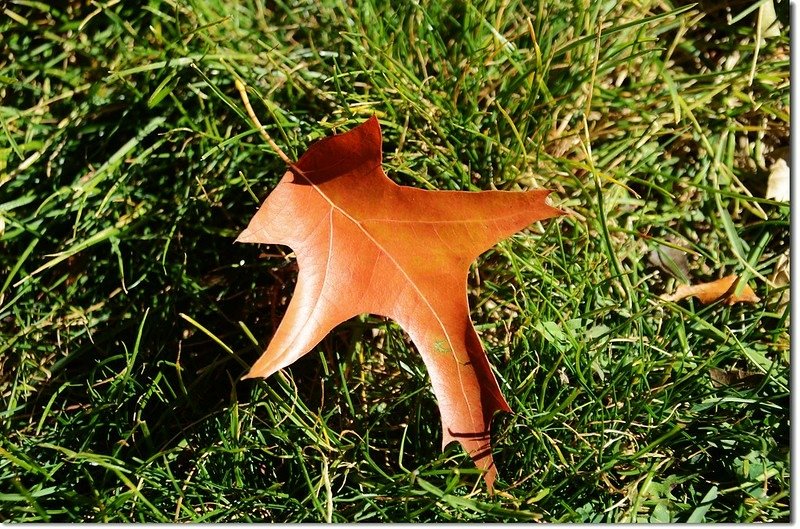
[{"xmin": 298, "ymin": 170, "xmax": 475, "ymax": 418}]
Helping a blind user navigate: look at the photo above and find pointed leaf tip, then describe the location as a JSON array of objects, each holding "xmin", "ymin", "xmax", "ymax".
[
  {"xmin": 292, "ymin": 116, "xmax": 383, "ymax": 181},
  {"xmin": 236, "ymin": 227, "xmax": 257, "ymax": 244}
]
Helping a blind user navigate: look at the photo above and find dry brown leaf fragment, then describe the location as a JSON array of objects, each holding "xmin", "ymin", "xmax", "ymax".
[
  {"xmin": 769, "ymin": 249, "xmax": 790, "ymax": 311},
  {"xmin": 709, "ymin": 367, "xmax": 765, "ymax": 388},
  {"xmin": 759, "ymin": 0, "xmax": 782, "ymax": 39},
  {"xmin": 663, "ymin": 274, "xmax": 761, "ymax": 305},
  {"xmin": 765, "ymin": 157, "xmax": 789, "ymax": 202},
  {"xmin": 648, "ymin": 244, "xmax": 690, "ymax": 282}
]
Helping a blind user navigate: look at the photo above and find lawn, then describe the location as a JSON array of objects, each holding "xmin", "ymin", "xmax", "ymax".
[{"xmin": 0, "ymin": 0, "xmax": 789, "ymax": 522}]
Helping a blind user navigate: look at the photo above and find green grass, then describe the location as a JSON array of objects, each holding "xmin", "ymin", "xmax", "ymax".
[{"xmin": 0, "ymin": 0, "xmax": 789, "ymax": 522}]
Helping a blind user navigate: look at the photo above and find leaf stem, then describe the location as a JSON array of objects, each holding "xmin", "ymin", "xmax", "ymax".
[{"xmin": 234, "ymin": 78, "xmax": 294, "ymax": 165}]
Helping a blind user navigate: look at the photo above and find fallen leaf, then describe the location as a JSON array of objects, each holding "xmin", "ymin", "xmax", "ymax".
[
  {"xmin": 238, "ymin": 116, "xmax": 563, "ymax": 490},
  {"xmin": 758, "ymin": 0, "xmax": 782, "ymax": 39},
  {"xmin": 765, "ymin": 157, "xmax": 789, "ymax": 202},
  {"xmin": 647, "ymin": 244, "xmax": 690, "ymax": 282},
  {"xmin": 709, "ymin": 367, "xmax": 765, "ymax": 388},
  {"xmin": 662, "ymin": 274, "xmax": 760, "ymax": 305},
  {"xmin": 769, "ymin": 249, "xmax": 789, "ymax": 311}
]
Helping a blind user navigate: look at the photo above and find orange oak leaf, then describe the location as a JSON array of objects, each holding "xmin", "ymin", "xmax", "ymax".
[
  {"xmin": 237, "ymin": 116, "xmax": 563, "ymax": 490},
  {"xmin": 662, "ymin": 274, "xmax": 761, "ymax": 305}
]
